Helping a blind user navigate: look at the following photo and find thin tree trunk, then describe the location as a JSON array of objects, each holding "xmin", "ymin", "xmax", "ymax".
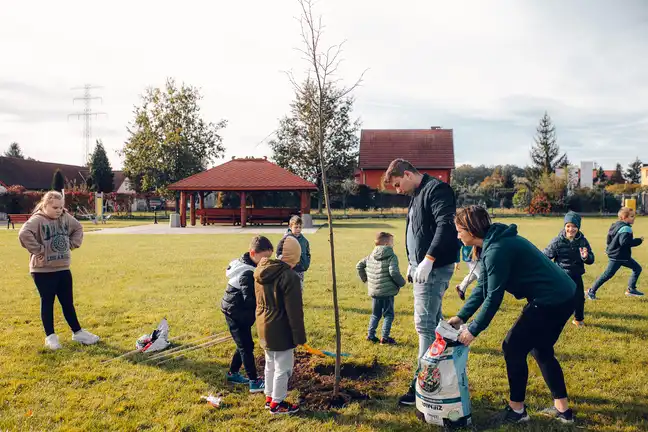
[{"xmin": 319, "ymin": 156, "xmax": 341, "ymax": 396}]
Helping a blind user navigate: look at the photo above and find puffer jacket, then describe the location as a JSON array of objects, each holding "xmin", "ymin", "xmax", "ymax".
[
  {"xmin": 606, "ymin": 221, "xmax": 643, "ymax": 261},
  {"xmin": 543, "ymin": 230, "xmax": 595, "ymax": 276},
  {"xmin": 356, "ymin": 245, "xmax": 406, "ymax": 298},
  {"xmin": 221, "ymin": 253, "xmax": 257, "ymax": 325}
]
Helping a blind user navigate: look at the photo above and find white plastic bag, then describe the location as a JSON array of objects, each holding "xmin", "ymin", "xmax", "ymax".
[
  {"xmin": 135, "ymin": 318, "xmax": 171, "ymax": 353},
  {"xmin": 415, "ymin": 320, "xmax": 472, "ymax": 428}
]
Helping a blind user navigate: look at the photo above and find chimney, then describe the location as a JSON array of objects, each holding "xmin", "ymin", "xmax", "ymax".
[{"xmin": 430, "ymin": 126, "xmax": 441, "ymax": 130}]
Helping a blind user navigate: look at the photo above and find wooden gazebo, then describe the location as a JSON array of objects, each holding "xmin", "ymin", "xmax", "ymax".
[{"xmin": 167, "ymin": 157, "xmax": 317, "ymax": 228}]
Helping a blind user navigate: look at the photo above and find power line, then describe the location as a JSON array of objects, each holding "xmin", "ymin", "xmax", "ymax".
[{"xmin": 68, "ymin": 84, "xmax": 107, "ymax": 165}]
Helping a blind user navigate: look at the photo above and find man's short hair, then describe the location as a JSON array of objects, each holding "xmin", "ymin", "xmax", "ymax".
[
  {"xmin": 383, "ymin": 159, "xmax": 419, "ymax": 185},
  {"xmin": 250, "ymin": 235, "xmax": 274, "ymax": 253}
]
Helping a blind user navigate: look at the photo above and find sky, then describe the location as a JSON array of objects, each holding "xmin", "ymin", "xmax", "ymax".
[{"xmin": 1, "ymin": 0, "xmax": 647, "ymax": 171}]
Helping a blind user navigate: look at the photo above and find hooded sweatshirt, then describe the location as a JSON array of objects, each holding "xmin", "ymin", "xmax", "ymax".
[
  {"xmin": 18, "ymin": 211, "xmax": 83, "ymax": 273},
  {"xmin": 356, "ymin": 245, "xmax": 406, "ymax": 298},
  {"xmin": 221, "ymin": 253, "xmax": 257, "ymax": 325},
  {"xmin": 457, "ymin": 223, "xmax": 576, "ymax": 336},
  {"xmin": 254, "ymin": 258, "xmax": 306, "ymax": 351},
  {"xmin": 606, "ymin": 221, "xmax": 642, "ymax": 261}
]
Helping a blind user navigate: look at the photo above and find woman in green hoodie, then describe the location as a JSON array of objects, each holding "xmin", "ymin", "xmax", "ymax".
[{"xmin": 447, "ymin": 206, "xmax": 577, "ymax": 425}]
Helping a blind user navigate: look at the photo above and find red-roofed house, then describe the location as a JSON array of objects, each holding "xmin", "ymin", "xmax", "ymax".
[
  {"xmin": 167, "ymin": 157, "xmax": 317, "ymax": 227},
  {"xmin": 357, "ymin": 128, "xmax": 455, "ymax": 190}
]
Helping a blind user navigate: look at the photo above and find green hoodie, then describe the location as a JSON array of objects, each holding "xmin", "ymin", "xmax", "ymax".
[
  {"xmin": 356, "ymin": 245, "xmax": 406, "ymax": 298},
  {"xmin": 457, "ymin": 223, "xmax": 576, "ymax": 337}
]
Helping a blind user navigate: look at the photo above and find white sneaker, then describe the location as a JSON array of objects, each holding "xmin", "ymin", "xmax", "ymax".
[
  {"xmin": 72, "ymin": 329, "xmax": 100, "ymax": 345},
  {"xmin": 45, "ymin": 334, "xmax": 62, "ymax": 350}
]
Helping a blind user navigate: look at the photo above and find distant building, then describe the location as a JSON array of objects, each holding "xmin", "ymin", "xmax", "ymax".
[{"xmin": 356, "ymin": 128, "xmax": 455, "ymax": 190}]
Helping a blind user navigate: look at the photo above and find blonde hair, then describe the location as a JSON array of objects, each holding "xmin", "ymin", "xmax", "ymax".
[
  {"xmin": 33, "ymin": 191, "xmax": 65, "ymax": 215},
  {"xmin": 618, "ymin": 207, "xmax": 635, "ymax": 220}
]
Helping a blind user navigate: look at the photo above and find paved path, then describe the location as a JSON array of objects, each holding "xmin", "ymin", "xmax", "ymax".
[{"xmin": 87, "ymin": 224, "xmax": 322, "ymax": 235}]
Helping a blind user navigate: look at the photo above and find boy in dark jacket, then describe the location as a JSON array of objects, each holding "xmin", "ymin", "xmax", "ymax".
[
  {"xmin": 543, "ymin": 211, "xmax": 594, "ymax": 327},
  {"xmin": 276, "ymin": 215, "xmax": 311, "ymax": 291},
  {"xmin": 588, "ymin": 207, "xmax": 644, "ymax": 299},
  {"xmin": 255, "ymin": 235, "xmax": 306, "ymax": 415},
  {"xmin": 221, "ymin": 235, "xmax": 274, "ymax": 392},
  {"xmin": 356, "ymin": 232, "xmax": 406, "ymax": 345}
]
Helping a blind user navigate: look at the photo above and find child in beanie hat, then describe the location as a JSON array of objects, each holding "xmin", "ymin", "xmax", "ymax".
[
  {"xmin": 278, "ymin": 236, "xmax": 301, "ymax": 268},
  {"xmin": 254, "ymin": 234, "xmax": 305, "ymax": 415},
  {"xmin": 543, "ymin": 211, "xmax": 594, "ymax": 327}
]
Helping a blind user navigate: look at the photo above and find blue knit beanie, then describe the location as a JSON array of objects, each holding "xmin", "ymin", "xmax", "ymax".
[{"xmin": 564, "ymin": 211, "xmax": 581, "ymax": 229}]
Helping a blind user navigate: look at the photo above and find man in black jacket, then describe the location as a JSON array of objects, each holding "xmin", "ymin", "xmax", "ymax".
[{"xmin": 384, "ymin": 158, "xmax": 460, "ymax": 405}]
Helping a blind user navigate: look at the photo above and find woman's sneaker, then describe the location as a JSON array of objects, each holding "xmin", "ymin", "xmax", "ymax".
[
  {"xmin": 269, "ymin": 400, "xmax": 299, "ymax": 415},
  {"xmin": 45, "ymin": 334, "xmax": 62, "ymax": 350},
  {"xmin": 626, "ymin": 288, "xmax": 644, "ymax": 297},
  {"xmin": 249, "ymin": 378, "xmax": 265, "ymax": 393},
  {"xmin": 72, "ymin": 329, "xmax": 100, "ymax": 345},
  {"xmin": 572, "ymin": 320, "xmax": 585, "ymax": 328},
  {"xmin": 499, "ymin": 405, "xmax": 530, "ymax": 424},
  {"xmin": 540, "ymin": 406, "xmax": 574, "ymax": 424},
  {"xmin": 226, "ymin": 372, "xmax": 249, "ymax": 385}
]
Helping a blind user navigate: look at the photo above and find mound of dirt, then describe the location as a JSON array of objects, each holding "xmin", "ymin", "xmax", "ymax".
[{"xmin": 256, "ymin": 351, "xmax": 386, "ymax": 411}]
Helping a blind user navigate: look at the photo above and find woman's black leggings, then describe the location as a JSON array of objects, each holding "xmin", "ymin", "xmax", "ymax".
[
  {"xmin": 502, "ymin": 300, "xmax": 573, "ymax": 402},
  {"xmin": 32, "ymin": 270, "xmax": 81, "ymax": 336}
]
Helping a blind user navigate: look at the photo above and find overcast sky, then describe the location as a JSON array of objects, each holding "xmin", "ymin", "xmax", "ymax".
[{"xmin": 1, "ymin": 0, "xmax": 647, "ymax": 171}]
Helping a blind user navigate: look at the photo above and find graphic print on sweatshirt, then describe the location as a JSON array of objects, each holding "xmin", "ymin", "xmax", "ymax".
[{"xmin": 41, "ymin": 221, "xmax": 71, "ymax": 263}]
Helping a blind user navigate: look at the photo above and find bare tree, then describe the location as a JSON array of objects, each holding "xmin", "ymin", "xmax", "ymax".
[{"xmin": 287, "ymin": 0, "xmax": 367, "ymax": 396}]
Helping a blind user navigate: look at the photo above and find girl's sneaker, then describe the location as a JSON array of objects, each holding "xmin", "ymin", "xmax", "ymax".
[
  {"xmin": 45, "ymin": 334, "xmax": 62, "ymax": 350},
  {"xmin": 539, "ymin": 406, "xmax": 574, "ymax": 424},
  {"xmin": 264, "ymin": 396, "xmax": 272, "ymax": 409},
  {"xmin": 249, "ymin": 378, "xmax": 265, "ymax": 393},
  {"xmin": 269, "ymin": 400, "xmax": 299, "ymax": 415},
  {"xmin": 72, "ymin": 329, "xmax": 100, "ymax": 345},
  {"xmin": 226, "ymin": 372, "xmax": 249, "ymax": 385}
]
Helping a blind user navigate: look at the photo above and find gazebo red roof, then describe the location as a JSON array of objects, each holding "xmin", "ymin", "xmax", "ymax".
[
  {"xmin": 359, "ymin": 129, "xmax": 455, "ymax": 169},
  {"xmin": 168, "ymin": 157, "xmax": 317, "ymax": 191}
]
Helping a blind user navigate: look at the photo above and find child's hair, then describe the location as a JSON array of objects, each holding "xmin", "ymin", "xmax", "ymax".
[
  {"xmin": 289, "ymin": 215, "xmax": 303, "ymax": 227},
  {"xmin": 33, "ymin": 191, "xmax": 65, "ymax": 215},
  {"xmin": 618, "ymin": 207, "xmax": 635, "ymax": 219},
  {"xmin": 375, "ymin": 232, "xmax": 394, "ymax": 246},
  {"xmin": 250, "ymin": 235, "xmax": 273, "ymax": 253}
]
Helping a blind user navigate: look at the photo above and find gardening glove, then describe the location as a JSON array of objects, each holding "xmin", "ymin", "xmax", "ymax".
[
  {"xmin": 414, "ymin": 257, "xmax": 434, "ymax": 284},
  {"xmin": 407, "ymin": 264, "xmax": 413, "ymax": 283}
]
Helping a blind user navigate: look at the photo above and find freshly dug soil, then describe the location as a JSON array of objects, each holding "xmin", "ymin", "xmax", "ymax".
[{"xmin": 256, "ymin": 351, "xmax": 386, "ymax": 411}]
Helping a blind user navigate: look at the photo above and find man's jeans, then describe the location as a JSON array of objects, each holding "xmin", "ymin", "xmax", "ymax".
[{"xmin": 410, "ymin": 263, "xmax": 454, "ymax": 385}]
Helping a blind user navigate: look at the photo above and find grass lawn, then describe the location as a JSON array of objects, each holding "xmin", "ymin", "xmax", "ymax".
[{"xmin": 1, "ymin": 217, "xmax": 647, "ymax": 431}]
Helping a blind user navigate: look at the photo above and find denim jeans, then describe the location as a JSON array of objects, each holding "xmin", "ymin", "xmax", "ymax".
[
  {"xmin": 410, "ymin": 263, "xmax": 454, "ymax": 384},
  {"xmin": 367, "ymin": 296, "xmax": 395, "ymax": 339},
  {"xmin": 590, "ymin": 259, "xmax": 642, "ymax": 293}
]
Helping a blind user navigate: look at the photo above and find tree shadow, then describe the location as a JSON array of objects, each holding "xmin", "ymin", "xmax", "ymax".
[
  {"xmin": 588, "ymin": 322, "xmax": 648, "ymax": 338},
  {"xmin": 588, "ymin": 310, "xmax": 647, "ymax": 321}
]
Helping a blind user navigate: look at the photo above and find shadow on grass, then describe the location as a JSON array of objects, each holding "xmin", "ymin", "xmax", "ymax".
[
  {"xmin": 326, "ymin": 222, "xmax": 397, "ymax": 229},
  {"xmin": 588, "ymin": 322, "xmax": 648, "ymax": 338},
  {"xmin": 588, "ymin": 310, "xmax": 647, "ymax": 321}
]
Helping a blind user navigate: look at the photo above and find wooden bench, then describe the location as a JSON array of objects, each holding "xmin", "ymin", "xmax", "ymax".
[
  {"xmin": 247, "ymin": 208, "xmax": 300, "ymax": 226},
  {"xmin": 7, "ymin": 214, "xmax": 30, "ymax": 229},
  {"xmin": 196, "ymin": 208, "xmax": 240, "ymax": 225}
]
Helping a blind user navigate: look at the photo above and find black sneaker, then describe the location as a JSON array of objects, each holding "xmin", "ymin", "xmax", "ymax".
[
  {"xmin": 398, "ymin": 388, "xmax": 416, "ymax": 406},
  {"xmin": 269, "ymin": 400, "xmax": 299, "ymax": 415},
  {"xmin": 499, "ymin": 405, "xmax": 530, "ymax": 424},
  {"xmin": 540, "ymin": 406, "xmax": 574, "ymax": 424},
  {"xmin": 366, "ymin": 336, "xmax": 379, "ymax": 343},
  {"xmin": 626, "ymin": 288, "xmax": 645, "ymax": 297},
  {"xmin": 380, "ymin": 336, "xmax": 397, "ymax": 345},
  {"xmin": 586, "ymin": 289, "xmax": 597, "ymax": 300}
]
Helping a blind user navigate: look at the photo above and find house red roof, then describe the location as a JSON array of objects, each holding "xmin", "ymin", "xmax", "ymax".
[
  {"xmin": 359, "ymin": 129, "xmax": 455, "ymax": 169},
  {"xmin": 167, "ymin": 158, "xmax": 318, "ymax": 191},
  {"xmin": 0, "ymin": 157, "xmax": 89, "ymax": 190}
]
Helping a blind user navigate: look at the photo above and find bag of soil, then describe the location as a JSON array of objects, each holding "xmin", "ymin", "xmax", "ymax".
[{"xmin": 415, "ymin": 320, "xmax": 472, "ymax": 429}]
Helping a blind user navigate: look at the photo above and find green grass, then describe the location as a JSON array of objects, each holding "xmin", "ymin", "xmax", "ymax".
[{"xmin": 1, "ymin": 218, "xmax": 647, "ymax": 431}]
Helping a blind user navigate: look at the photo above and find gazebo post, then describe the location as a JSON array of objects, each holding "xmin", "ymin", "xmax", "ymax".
[
  {"xmin": 240, "ymin": 191, "xmax": 247, "ymax": 227},
  {"xmin": 300, "ymin": 190, "xmax": 313, "ymax": 228},
  {"xmin": 199, "ymin": 192, "xmax": 205, "ymax": 225},
  {"xmin": 190, "ymin": 192, "xmax": 196, "ymax": 226},
  {"xmin": 180, "ymin": 191, "xmax": 187, "ymax": 227}
]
